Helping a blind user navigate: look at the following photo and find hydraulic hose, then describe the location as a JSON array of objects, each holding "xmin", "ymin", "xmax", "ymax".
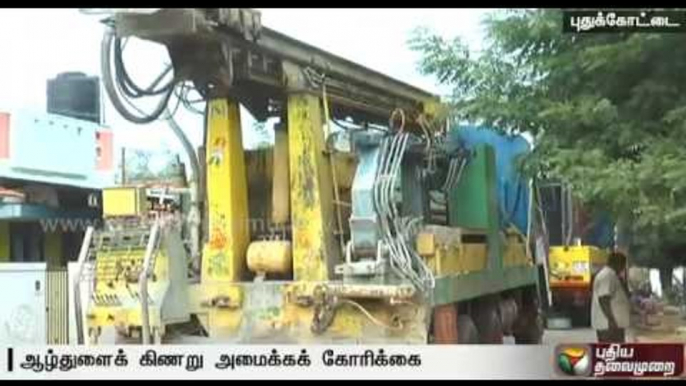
[
  {"xmin": 101, "ymin": 28, "xmax": 176, "ymax": 124},
  {"xmin": 162, "ymin": 109, "xmax": 202, "ymax": 265},
  {"xmin": 114, "ymin": 37, "xmax": 174, "ymax": 98},
  {"xmin": 102, "ymin": 26, "xmax": 202, "ymax": 268}
]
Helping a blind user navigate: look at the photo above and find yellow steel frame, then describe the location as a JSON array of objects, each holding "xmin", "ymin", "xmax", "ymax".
[
  {"xmin": 202, "ymin": 99, "xmax": 250, "ymax": 283},
  {"xmin": 503, "ymin": 231, "xmax": 531, "ymax": 268},
  {"xmin": 272, "ymin": 126, "xmax": 290, "ymax": 225},
  {"xmin": 188, "ymin": 281, "xmax": 427, "ymax": 343},
  {"xmin": 193, "ymin": 99, "xmax": 252, "ymax": 338},
  {"xmin": 417, "ymin": 226, "xmax": 531, "ymax": 278},
  {"xmin": 286, "ymin": 93, "xmax": 338, "ymax": 282},
  {"xmin": 88, "ymin": 94, "xmax": 427, "ymax": 342},
  {"xmin": 191, "ymin": 93, "xmax": 418, "ymax": 342},
  {"xmin": 416, "ymin": 227, "xmax": 489, "ymax": 276},
  {"xmin": 189, "ymin": 282, "xmax": 244, "ymax": 338}
]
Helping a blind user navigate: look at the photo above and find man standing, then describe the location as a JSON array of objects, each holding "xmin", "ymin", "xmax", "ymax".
[{"xmin": 591, "ymin": 251, "xmax": 631, "ymax": 342}]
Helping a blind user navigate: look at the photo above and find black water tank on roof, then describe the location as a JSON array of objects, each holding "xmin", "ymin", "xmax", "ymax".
[{"xmin": 47, "ymin": 72, "xmax": 101, "ymax": 124}]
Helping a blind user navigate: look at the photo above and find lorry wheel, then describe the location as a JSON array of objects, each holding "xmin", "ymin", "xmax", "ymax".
[
  {"xmin": 513, "ymin": 308, "xmax": 544, "ymax": 344},
  {"xmin": 513, "ymin": 286, "xmax": 544, "ymax": 344},
  {"xmin": 472, "ymin": 298, "xmax": 504, "ymax": 344},
  {"xmin": 457, "ymin": 315, "xmax": 479, "ymax": 344}
]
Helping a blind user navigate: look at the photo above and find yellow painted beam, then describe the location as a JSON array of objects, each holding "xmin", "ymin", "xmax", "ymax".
[
  {"xmin": 272, "ymin": 126, "xmax": 290, "ymax": 225},
  {"xmin": 202, "ymin": 99, "xmax": 250, "ymax": 282},
  {"xmin": 287, "ymin": 93, "xmax": 338, "ymax": 281}
]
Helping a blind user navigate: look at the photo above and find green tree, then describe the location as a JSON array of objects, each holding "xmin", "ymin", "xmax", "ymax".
[
  {"xmin": 410, "ymin": 9, "xmax": 686, "ymax": 268},
  {"xmin": 122, "ymin": 149, "xmax": 155, "ymax": 183},
  {"xmin": 156, "ymin": 150, "xmax": 184, "ymax": 180},
  {"xmin": 121, "ymin": 148, "xmax": 184, "ymax": 184}
]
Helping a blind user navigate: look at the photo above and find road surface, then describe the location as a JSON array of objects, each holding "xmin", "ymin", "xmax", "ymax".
[{"xmin": 542, "ymin": 328, "xmax": 596, "ymax": 345}]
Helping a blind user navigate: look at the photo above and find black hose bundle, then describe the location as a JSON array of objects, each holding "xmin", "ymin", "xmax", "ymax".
[
  {"xmin": 114, "ymin": 37, "xmax": 174, "ymax": 98},
  {"xmin": 101, "ymin": 28, "xmax": 177, "ymax": 124}
]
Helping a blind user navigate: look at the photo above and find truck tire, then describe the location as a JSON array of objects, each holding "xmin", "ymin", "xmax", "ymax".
[
  {"xmin": 472, "ymin": 298, "xmax": 504, "ymax": 344},
  {"xmin": 513, "ymin": 286, "xmax": 544, "ymax": 344},
  {"xmin": 457, "ymin": 315, "xmax": 479, "ymax": 344},
  {"xmin": 513, "ymin": 312, "xmax": 544, "ymax": 344}
]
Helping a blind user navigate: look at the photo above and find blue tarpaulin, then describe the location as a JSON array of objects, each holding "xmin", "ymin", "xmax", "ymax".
[
  {"xmin": 447, "ymin": 125, "xmax": 615, "ymax": 246},
  {"xmin": 449, "ymin": 125, "xmax": 532, "ymax": 234}
]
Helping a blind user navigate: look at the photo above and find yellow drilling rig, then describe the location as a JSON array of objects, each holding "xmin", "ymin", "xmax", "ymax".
[{"xmin": 75, "ymin": 8, "xmax": 545, "ymax": 345}]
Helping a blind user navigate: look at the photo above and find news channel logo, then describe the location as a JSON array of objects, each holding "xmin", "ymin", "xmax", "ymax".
[{"xmin": 555, "ymin": 345, "xmax": 592, "ymax": 377}]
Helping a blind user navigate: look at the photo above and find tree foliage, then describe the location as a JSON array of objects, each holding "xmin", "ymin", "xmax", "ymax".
[
  {"xmin": 120, "ymin": 149, "xmax": 185, "ymax": 184},
  {"xmin": 410, "ymin": 9, "xmax": 686, "ymax": 267}
]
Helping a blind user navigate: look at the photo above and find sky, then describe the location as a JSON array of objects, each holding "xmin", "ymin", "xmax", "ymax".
[{"xmin": 0, "ymin": 8, "xmax": 489, "ymax": 173}]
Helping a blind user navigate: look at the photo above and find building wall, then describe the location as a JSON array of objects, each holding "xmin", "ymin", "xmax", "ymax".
[
  {"xmin": 0, "ymin": 110, "xmax": 114, "ymax": 190},
  {"xmin": 0, "ymin": 263, "xmax": 47, "ymax": 345}
]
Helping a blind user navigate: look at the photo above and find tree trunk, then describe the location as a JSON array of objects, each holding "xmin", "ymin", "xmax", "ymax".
[{"xmin": 659, "ymin": 266, "xmax": 673, "ymax": 296}]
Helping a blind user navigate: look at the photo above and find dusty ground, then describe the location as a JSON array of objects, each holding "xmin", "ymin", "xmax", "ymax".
[
  {"xmin": 543, "ymin": 328, "xmax": 595, "ymax": 345},
  {"xmin": 632, "ymin": 312, "xmax": 686, "ymax": 343},
  {"xmin": 542, "ymin": 311, "xmax": 686, "ymax": 345}
]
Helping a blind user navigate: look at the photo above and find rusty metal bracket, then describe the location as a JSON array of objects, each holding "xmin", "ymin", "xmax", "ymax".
[
  {"xmin": 282, "ymin": 61, "xmax": 312, "ymax": 94},
  {"xmin": 310, "ymin": 285, "xmax": 337, "ymax": 335}
]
